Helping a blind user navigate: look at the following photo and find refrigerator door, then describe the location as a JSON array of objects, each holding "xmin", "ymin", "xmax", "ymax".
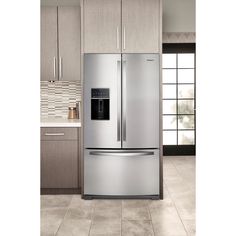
[
  {"xmin": 122, "ymin": 54, "xmax": 159, "ymax": 149},
  {"xmin": 84, "ymin": 149, "xmax": 159, "ymax": 196},
  {"xmin": 84, "ymin": 54, "xmax": 122, "ymax": 148}
]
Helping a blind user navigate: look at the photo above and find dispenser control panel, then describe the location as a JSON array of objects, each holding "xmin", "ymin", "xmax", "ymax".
[{"xmin": 91, "ymin": 89, "xmax": 110, "ymax": 99}]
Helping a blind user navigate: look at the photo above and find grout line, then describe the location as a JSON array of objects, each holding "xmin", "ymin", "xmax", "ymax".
[
  {"xmin": 55, "ymin": 195, "xmax": 73, "ymax": 235},
  {"xmin": 88, "ymin": 199, "xmax": 95, "ymax": 236},
  {"xmin": 147, "ymin": 201, "xmax": 156, "ymax": 236},
  {"xmin": 164, "ymin": 181, "xmax": 189, "ymax": 236}
]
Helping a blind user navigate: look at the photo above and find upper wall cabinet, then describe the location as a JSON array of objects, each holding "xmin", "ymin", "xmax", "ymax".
[
  {"xmin": 84, "ymin": 0, "xmax": 121, "ymax": 53},
  {"xmin": 41, "ymin": 7, "xmax": 58, "ymax": 81},
  {"xmin": 122, "ymin": 0, "xmax": 160, "ymax": 53},
  {"xmin": 41, "ymin": 6, "xmax": 81, "ymax": 81},
  {"xmin": 83, "ymin": 0, "xmax": 160, "ymax": 53},
  {"xmin": 58, "ymin": 6, "xmax": 81, "ymax": 81}
]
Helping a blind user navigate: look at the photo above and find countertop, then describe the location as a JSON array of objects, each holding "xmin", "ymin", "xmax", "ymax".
[{"xmin": 41, "ymin": 118, "xmax": 81, "ymax": 127}]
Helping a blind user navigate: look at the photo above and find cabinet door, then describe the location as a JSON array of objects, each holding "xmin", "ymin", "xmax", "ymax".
[
  {"xmin": 58, "ymin": 6, "xmax": 81, "ymax": 81},
  {"xmin": 41, "ymin": 140, "xmax": 78, "ymax": 188},
  {"xmin": 41, "ymin": 6, "xmax": 58, "ymax": 81},
  {"xmin": 84, "ymin": 0, "xmax": 121, "ymax": 53},
  {"xmin": 122, "ymin": 0, "xmax": 160, "ymax": 53}
]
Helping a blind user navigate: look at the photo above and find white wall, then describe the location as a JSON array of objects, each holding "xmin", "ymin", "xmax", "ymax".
[{"xmin": 163, "ymin": 0, "xmax": 195, "ymax": 32}]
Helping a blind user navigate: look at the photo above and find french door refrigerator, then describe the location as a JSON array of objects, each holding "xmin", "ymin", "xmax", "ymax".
[{"xmin": 84, "ymin": 54, "xmax": 161, "ymax": 199}]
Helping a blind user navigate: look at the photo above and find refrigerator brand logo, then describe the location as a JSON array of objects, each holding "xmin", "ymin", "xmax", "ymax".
[{"xmin": 146, "ymin": 59, "xmax": 155, "ymax": 61}]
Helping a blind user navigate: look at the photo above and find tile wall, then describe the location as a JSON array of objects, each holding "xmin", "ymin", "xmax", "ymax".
[{"xmin": 40, "ymin": 81, "xmax": 82, "ymax": 118}]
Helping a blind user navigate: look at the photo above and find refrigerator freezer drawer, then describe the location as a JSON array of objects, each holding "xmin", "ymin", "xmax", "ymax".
[{"xmin": 84, "ymin": 149, "xmax": 159, "ymax": 196}]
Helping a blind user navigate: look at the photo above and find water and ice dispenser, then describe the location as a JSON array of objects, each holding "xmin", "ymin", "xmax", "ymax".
[{"xmin": 91, "ymin": 88, "xmax": 110, "ymax": 120}]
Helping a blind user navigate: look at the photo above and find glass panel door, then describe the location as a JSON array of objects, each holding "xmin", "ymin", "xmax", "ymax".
[{"xmin": 162, "ymin": 44, "xmax": 196, "ymax": 155}]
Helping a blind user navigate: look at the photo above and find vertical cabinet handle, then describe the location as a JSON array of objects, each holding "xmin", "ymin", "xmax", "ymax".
[
  {"xmin": 59, "ymin": 57, "xmax": 62, "ymax": 79},
  {"xmin": 117, "ymin": 60, "xmax": 121, "ymax": 141},
  {"xmin": 116, "ymin": 27, "xmax": 119, "ymax": 50},
  {"xmin": 122, "ymin": 60, "xmax": 127, "ymax": 141},
  {"xmin": 123, "ymin": 27, "xmax": 126, "ymax": 50},
  {"xmin": 53, "ymin": 57, "xmax": 56, "ymax": 78}
]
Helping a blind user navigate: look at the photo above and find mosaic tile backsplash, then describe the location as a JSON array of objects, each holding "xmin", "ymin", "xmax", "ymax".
[{"xmin": 41, "ymin": 81, "xmax": 82, "ymax": 118}]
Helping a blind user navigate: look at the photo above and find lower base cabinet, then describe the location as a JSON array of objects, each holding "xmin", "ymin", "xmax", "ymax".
[{"xmin": 40, "ymin": 127, "xmax": 80, "ymax": 193}]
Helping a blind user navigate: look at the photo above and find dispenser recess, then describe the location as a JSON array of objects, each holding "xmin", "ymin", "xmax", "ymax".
[{"xmin": 91, "ymin": 88, "xmax": 110, "ymax": 120}]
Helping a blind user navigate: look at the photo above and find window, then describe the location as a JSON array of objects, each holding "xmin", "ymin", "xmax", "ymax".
[{"xmin": 162, "ymin": 44, "xmax": 196, "ymax": 155}]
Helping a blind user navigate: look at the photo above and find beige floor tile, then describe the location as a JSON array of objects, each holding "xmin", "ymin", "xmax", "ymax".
[
  {"xmin": 182, "ymin": 219, "xmax": 196, "ymax": 235},
  {"xmin": 122, "ymin": 200, "xmax": 149, "ymax": 208},
  {"xmin": 164, "ymin": 176, "xmax": 184, "ymax": 185},
  {"xmin": 156, "ymin": 232, "xmax": 187, "ymax": 236},
  {"xmin": 122, "ymin": 206, "xmax": 150, "ymax": 220},
  {"xmin": 56, "ymin": 219, "xmax": 91, "ymax": 236},
  {"xmin": 90, "ymin": 219, "xmax": 121, "ymax": 236},
  {"xmin": 165, "ymin": 181, "xmax": 192, "ymax": 196},
  {"xmin": 65, "ymin": 207, "xmax": 93, "ymax": 220},
  {"xmin": 93, "ymin": 206, "xmax": 121, "ymax": 220},
  {"xmin": 176, "ymin": 207, "xmax": 195, "ymax": 220},
  {"xmin": 41, "ymin": 195, "xmax": 72, "ymax": 210},
  {"xmin": 148, "ymin": 197, "xmax": 174, "ymax": 210},
  {"xmin": 152, "ymin": 222, "xmax": 187, "ymax": 236},
  {"xmin": 94, "ymin": 199, "xmax": 122, "ymax": 209},
  {"xmin": 174, "ymin": 194, "xmax": 195, "ymax": 210},
  {"xmin": 163, "ymin": 162, "xmax": 175, "ymax": 169},
  {"xmin": 122, "ymin": 220, "xmax": 154, "ymax": 236},
  {"xmin": 150, "ymin": 205, "xmax": 179, "ymax": 221},
  {"xmin": 150, "ymin": 206, "xmax": 187, "ymax": 236},
  {"xmin": 163, "ymin": 166, "xmax": 180, "ymax": 175},
  {"xmin": 69, "ymin": 195, "xmax": 95, "ymax": 209},
  {"xmin": 40, "ymin": 208, "xmax": 67, "ymax": 235},
  {"xmin": 174, "ymin": 160, "xmax": 195, "ymax": 168}
]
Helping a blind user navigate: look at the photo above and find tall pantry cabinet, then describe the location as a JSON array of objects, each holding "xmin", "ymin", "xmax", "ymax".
[{"xmin": 83, "ymin": 0, "xmax": 161, "ymax": 53}]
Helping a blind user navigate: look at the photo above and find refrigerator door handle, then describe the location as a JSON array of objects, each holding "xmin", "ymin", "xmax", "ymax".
[
  {"xmin": 117, "ymin": 60, "xmax": 121, "ymax": 141},
  {"xmin": 89, "ymin": 151, "xmax": 154, "ymax": 157},
  {"xmin": 122, "ymin": 60, "xmax": 127, "ymax": 142}
]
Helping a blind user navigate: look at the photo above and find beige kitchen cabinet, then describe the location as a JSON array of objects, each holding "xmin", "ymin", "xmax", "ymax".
[
  {"xmin": 83, "ymin": 0, "xmax": 160, "ymax": 53},
  {"xmin": 122, "ymin": 0, "xmax": 160, "ymax": 53},
  {"xmin": 41, "ymin": 6, "xmax": 81, "ymax": 81},
  {"xmin": 41, "ymin": 6, "xmax": 58, "ymax": 81},
  {"xmin": 40, "ymin": 127, "xmax": 80, "ymax": 190},
  {"xmin": 58, "ymin": 6, "xmax": 81, "ymax": 81},
  {"xmin": 84, "ymin": 0, "xmax": 121, "ymax": 53}
]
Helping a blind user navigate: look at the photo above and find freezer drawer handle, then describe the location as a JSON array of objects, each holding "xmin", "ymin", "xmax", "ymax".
[
  {"xmin": 89, "ymin": 151, "xmax": 154, "ymax": 157},
  {"xmin": 44, "ymin": 133, "xmax": 65, "ymax": 136}
]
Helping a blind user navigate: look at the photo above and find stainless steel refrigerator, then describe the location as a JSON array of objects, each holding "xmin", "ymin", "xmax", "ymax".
[{"xmin": 84, "ymin": 54, "xmax": 161, "ymax": 199}]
